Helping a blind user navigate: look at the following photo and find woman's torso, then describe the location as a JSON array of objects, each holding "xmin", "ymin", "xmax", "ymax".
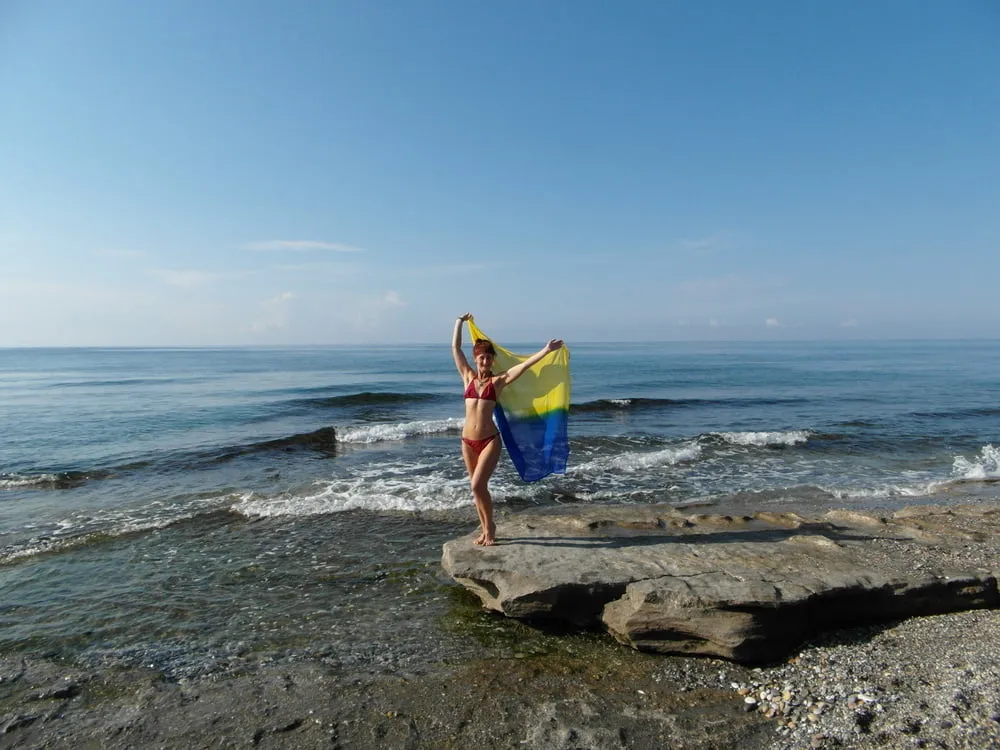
[{"xmin": 463, "ymin": 376, "xmax": 501, "ymax": 438}]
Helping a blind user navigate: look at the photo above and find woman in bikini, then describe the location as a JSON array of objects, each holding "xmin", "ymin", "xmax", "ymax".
[{"xmin": 452, "ymin": 313, "xmax": 563, "ymax": 546}]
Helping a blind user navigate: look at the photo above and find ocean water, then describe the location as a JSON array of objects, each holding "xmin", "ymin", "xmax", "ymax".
[{"xmin": 1, "ymin": 341, "xmax": 999, "ymax": 677}]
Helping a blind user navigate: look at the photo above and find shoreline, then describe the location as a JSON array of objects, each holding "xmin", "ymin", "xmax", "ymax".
[{"xmin": 2, "ymin": 502, "xmax": 998, "ymax": 749}]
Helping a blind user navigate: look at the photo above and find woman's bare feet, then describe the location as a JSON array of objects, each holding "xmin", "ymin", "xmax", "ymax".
[
  {"xmin": 474, "ymin": 522, "xmax": 495, "ymax": 546},
  {"xmin": 480, "ymin": 522, "xmax": 496, "ymax": 546}
]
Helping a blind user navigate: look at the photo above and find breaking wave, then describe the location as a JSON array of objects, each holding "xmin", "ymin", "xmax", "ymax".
[
  {"xmin": 952, "ymin": 444, "xmax": 1000, "ymax": 481},
  {"xmin": 335, "ymin": 418, "xmax": 463, "ymax": 444},
  {"xmin": 570, "ymin": 442, "xmax": 702, "ymax": 474}
]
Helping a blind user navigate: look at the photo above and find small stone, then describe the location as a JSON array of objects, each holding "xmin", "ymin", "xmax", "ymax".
[{"xmin": 855, "ymin": 707, "xmax": 876, "ymax": 732}]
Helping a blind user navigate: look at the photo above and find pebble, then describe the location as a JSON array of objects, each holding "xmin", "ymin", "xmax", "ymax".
[{"xmin": 721, "ymin": 608, "xmax": 1000, "ymax": 749}]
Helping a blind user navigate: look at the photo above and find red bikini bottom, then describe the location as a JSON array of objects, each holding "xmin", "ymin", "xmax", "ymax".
[{"xmin": 462, "ymin": 434, "xmax": 498, "ymax": 455}]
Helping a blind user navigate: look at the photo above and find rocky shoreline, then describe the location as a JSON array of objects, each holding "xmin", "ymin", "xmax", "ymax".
[{"xmin": 1, "ymin": 502, "xmax": 998, "ymax": 749}]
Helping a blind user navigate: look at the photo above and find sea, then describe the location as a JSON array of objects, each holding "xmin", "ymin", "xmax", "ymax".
[{"xmin": 1, "ymin": 341, "xmax": 999, "ymax": 680}]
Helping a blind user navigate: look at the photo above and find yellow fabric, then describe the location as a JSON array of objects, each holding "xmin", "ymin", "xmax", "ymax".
[{"xmin": 466, "ymin": 319, "xmax": 570, "ymax": 418}]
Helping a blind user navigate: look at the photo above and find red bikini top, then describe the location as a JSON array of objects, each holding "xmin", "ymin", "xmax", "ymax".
[{"xmin": 464, "ymin": 377, "xmax": 497, "ymax": 401}]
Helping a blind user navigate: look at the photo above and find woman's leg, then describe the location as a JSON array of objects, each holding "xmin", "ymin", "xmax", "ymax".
[
  {"xmin": 461, "ymin": 438, "xmax": 502, "ymax": 545},
  {"xmin": 461, "ymin": 441, "xmax": 488, "ymax": 543},
  {"xmin": 469, "ymin": 438, "xmax": 501, "ymax": 545}
]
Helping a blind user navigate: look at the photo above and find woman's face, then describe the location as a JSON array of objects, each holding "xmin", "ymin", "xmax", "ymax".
[{"xmin": 475, "ymin": 352, "xmax": 494, "ymax": 371}]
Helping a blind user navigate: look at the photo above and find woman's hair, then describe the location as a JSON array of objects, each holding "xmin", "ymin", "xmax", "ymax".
[{"xmin": 473, "ymin": 339, "xmax": 496, "ymax": 357}]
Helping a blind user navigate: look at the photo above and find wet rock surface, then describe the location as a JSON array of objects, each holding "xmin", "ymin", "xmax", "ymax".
[
  {"xmin": 442, "ymin": 504, "xmax": 1000, "ymax": 662},
  {"xmin": 1, "ymin": 606, "xmax": 998, "ymax": 749},
  {"xmin": 0, "ymin": 648, "xmax": 772, "ymax": 750}
]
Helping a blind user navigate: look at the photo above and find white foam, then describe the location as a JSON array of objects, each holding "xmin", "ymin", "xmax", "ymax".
[
  {"xmin": 952, "ymin": 444, "xmax": 1000, "ymax": 481},
  {"xmin": 336, "ymin": 418, "xmax": 463, "ymax": 444},
  {"xmin": 570, "ymin": 442, "xmax": 702, "ymax": 474},
  {"xmin": 0, "ymin": 501, "xmax": 221, "ymax": 565},
  {"xmin": 608, "ymin": 399, "xmax": 632, "ymax": 407},
  {"xmin": 826, "ymin": 486, "xmax": 912, "ymax": 500},
  {"xmin": 0, "ymin": 473, "xmax": 61, "ymax": 490},
  {"xmin": 232, "ymin": 474, "xmax": 472, "ymax": 517},
  {"xmin": 712, "ymin": 430, "xmax": 811, "ymax": 447}
]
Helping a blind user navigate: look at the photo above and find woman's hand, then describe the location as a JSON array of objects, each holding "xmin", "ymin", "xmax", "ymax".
[
  {"xmin": 544, "ymin": 339, "xmax": 564, "ymax": 352},
  {"xmin": 458, "ymin": 313, "xmax": 472, "ymax": 322}
]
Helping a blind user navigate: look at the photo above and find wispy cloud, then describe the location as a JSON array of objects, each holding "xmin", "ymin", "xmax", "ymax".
[
  {"xmin": 245, "ymin": 240, "xmax": 365, "ymax": 253},
  {"xmin": 765, "ymin": 317, "xmax": 781, "ymax": 328},
  {"xmin": 251, "ymin": 291, "xmax": 296, "ymax": 333},
  {"xmin": 841, "ymin": 318, "xmax": 858, "ymax": 327},
  {"xmin": 351, "ymin": 290, "xmax": 407, "ymax": 331},
  {"xmin": 379, "ymin": 290, "xmax": 406, "ymax": 308}
]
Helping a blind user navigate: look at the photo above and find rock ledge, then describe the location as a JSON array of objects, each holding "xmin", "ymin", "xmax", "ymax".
[{"xmin": 441, "ymin": 503, "xmax": 1000, "ymax": 663}]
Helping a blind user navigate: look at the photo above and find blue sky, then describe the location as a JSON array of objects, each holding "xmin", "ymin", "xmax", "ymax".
[{"xmin": 1, "ymin": 1, "xmax": 997, "ymax": 345}]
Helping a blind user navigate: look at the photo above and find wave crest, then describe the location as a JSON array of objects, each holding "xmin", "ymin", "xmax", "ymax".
[
  {"xmin": 710, "ymin": 430, "xmax": 811, "ymax": 447},
  {"xmin": 571, "ymin": 442, "xmax": 702, "ymax": 474},
  {"xmin": 0, "ymin": 471, "xmax": 106, "ymax": 491},
  {"xmin": 336, "ymin": 418, "xmax": 463, "ymax": 444},
  {"xmin": 952, "ymin": 444, "xmax": 1000, "ymax": 481}
]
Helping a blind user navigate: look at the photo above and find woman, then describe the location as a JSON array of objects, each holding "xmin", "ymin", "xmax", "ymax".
[{"xmin": 452, "ymin": 313, "xmax": 563, "ymax": 546}]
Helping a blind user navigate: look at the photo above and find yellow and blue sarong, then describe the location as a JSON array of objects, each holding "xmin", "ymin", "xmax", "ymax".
[{"xmin": 467, "ymin": 319, "xmax": 570, "ymax": 481}]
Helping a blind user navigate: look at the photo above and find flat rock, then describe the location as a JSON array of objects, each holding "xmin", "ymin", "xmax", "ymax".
[{"xmin": 441, "ymin": 503, "xmax": 1000, "ymax": 663}]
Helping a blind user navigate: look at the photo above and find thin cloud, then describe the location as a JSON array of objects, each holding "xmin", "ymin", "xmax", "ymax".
[
  {"xmin": 765, "ymin": 317, "xmax": 781, "ymax": 328},
  {"xmin": 251, "ymin": 292, "xmax": 296, "ymax": 333},
  {"xmin": 841, "ymin": 318, "xmax": 859, "ymax": 327},
  {"xmin": 379, "ymin": 290, "xmax": 406, "ymax": 308},
  {"xmin": 150, "ymin": 269, "xmax": 218, "ymax": 288},
  {"xmin": 352, "ymin": 290, "xmax": 407, "ymax": 331},
  {"xmin": 245, "ymin": 240, "xmax": 365, "ymax": 253}
]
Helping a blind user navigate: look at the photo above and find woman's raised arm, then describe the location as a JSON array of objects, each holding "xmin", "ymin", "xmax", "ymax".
[
  {"xmin": 452, "ymin": 314, "xmax": 474, "ymax": 379},
  {"xmin": 498, "ymin": 339, "xmax": 563, "ymax": 387}
]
